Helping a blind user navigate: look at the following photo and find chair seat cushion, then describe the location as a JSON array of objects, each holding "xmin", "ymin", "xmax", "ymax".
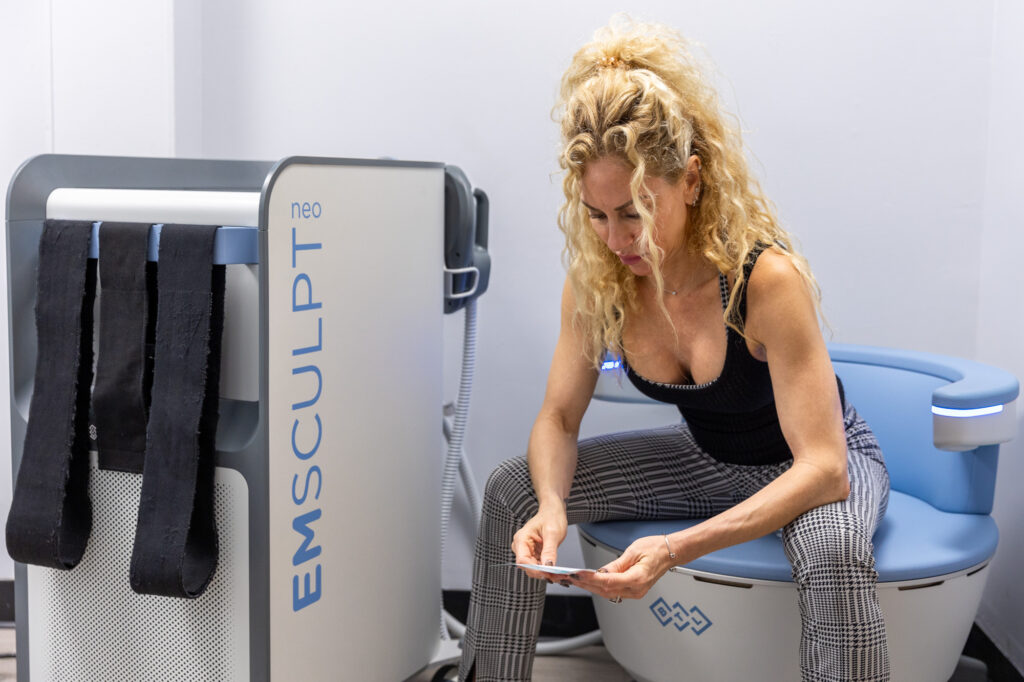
[{"xmin": 577, "ymin": 490, "xmax": 998, "ymax": 583}]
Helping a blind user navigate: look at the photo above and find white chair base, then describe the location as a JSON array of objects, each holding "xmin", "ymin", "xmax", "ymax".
[{"xmin": 580, "ymin": 531, "xmax": 991, "ymax": 682}]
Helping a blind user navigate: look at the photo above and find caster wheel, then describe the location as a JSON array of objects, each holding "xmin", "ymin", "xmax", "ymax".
[{"xmin": 430, "ymin": 662, "xmax": 459, "ymax": 682}]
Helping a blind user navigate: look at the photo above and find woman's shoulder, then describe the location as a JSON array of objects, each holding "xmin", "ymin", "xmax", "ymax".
[
  {"xmin": 725, "ymin": 245, "xmax": 802, "ymax": 298},
  {"xmin": 743, "ymin": 246, "xmax": 819, "ymax": 349},
  {"xmin": 746, "ymin": 246, "xmax": 805, "ymax": 296}
]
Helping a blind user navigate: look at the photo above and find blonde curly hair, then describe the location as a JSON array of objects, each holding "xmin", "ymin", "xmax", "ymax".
[{"xmin": 557, "ymin": 16, "xmax": 822, "ymax": 369}]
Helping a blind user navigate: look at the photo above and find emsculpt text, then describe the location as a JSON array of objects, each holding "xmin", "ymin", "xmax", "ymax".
[{"xmin": 290, "ymin": 202, "xmax": 324, "ymax": 612}]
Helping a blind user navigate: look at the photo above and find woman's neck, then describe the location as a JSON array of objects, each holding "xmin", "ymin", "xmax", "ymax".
[{"xmin": 649, "ymin": 251, "xmax": 718, "ymax": 297}]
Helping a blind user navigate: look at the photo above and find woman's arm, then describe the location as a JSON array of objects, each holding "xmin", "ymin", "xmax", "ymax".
[
  {"xmin": 671, "ymin": 249, "xmax": 849, "ymax": 553},
  {"xmin": 574, "ymin": 249, "xmax": 848, "ymax": 599},
  {"xmin": 511, "ymin": 278, "xmax": 598, "ymax": 576}
]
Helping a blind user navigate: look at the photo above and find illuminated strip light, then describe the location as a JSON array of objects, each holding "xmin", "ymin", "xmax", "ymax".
[
  {"xmin": 601, "ymin": 359, "xmax": 622, "ymax": 371},
  {"xmin": 931, "ymin": 404, "xmax": 1004, "ymax": 418}
]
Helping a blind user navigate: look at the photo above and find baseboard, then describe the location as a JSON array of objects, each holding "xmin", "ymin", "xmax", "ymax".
[
  {"xmin": 0, "ymin": 580, "xmax": 12, "ymax": 623},
  {"xmin": 964, "ymin": 621, "xmax": 1024, "ymax": 682},
  {"xmin": 443, "ymin": 590, "xmax": 598, "ymax": 639},
  {"xmin": 443, "ymin": 589, "xmax": 1024, "ymax": 680}
]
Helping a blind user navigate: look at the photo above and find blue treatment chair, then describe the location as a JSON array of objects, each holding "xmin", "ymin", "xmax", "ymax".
[{"xmin": 578, "ymin": 344, "xmax": 1018, "ymax": 682}]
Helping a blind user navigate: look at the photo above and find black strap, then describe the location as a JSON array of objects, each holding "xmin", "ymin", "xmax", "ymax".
[
  {"xmin": 734, "ymin": 242, "xmax": 769, "ymax": 325},
  {"xmin": 93, "ymin": 223, "xmax": 156, "ymax": 474},
  {"xmin": 129, "ymin": 224, "xmax": 225, "ymax": 598},
  {"xmin": 5, "ymin": 219, "xmax": 97, "ymax": 569}
]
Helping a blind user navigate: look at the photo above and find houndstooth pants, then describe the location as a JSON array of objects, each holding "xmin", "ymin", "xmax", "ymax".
[{"xmin": 458, "ymin": 402, "xmax": 891, "ymax": 682}]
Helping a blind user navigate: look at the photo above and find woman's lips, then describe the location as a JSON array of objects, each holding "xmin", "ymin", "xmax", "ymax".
[{"xmin": 619, "ymin": 254, "xmax": 643, "ymax": 266}]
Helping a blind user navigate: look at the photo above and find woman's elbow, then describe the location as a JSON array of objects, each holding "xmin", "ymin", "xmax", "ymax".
[
  {"xmin": 823, "ymin": 460, "xmax": 850, "ymax": 504},
  {"xmin": 831, "ymin": 472, "xmax": 851, "ymax": 503},
  {"xmin": 798, "ymin": 455, "xmax": 850, "ymax": 506}
]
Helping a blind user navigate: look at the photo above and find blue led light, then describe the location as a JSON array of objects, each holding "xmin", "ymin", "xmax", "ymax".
[
  {"xmin": 601, "ymin": 359, "xmax": 621, "ymax": 371},
  {"xmin": 931, "ymin": 404, "xmax": 1004, "ymax": 418}
]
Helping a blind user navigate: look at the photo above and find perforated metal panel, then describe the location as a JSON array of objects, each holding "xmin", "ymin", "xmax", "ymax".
[{"xmin": 27, "ymin": 463, "xmax": 250, "ymax": 682}]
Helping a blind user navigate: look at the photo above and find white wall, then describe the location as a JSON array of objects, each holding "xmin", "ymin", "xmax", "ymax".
[
  {"xmin": 48, "ymin": 1, "xmax": 178, "ymax": 156},
  {"xmin": 1, "ymin": 0, "xmax": 1021, "ymax": 671},
  {"xmin": 0, "ymin": 0, "xmax": 54, "ymax": 585},
  {"xmin": 975, "ymin": 0, "xmax": 1024, "ymax": 670},
  {"xmin": 0, "ymin": 0, "xmax": 191, "ymax": 580}
]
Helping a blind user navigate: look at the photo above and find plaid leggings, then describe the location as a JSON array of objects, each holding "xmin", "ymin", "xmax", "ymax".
[{"xmin": 458, "ymin": 402, "xmax": 891, "ymax": 681}]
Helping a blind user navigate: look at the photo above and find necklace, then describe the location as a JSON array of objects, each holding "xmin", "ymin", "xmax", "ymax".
[
  {"xmin": 661, "ymin": 278, "xmax": 683, "ymax": 296},
  {"xmin": 660, "ymin": 269, "xmax": 718, "ymax": 297},
  {"xmin": 653, "ymin": 257, "xmax": 719, "ymax": 297}
]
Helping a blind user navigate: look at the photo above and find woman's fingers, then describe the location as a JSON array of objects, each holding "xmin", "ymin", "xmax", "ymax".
[
  {"xmin": 538, "ymin": 522, "xmax": 564, "ymax": 566},
  {"xmin": 569, "ymin": 551, "xmax": 658, "ymax": 600},
  {"xmin": 510, "ymin": 529, "xmax": 537, "ymax": 562},
  {"xmin": 511, "ymin": 525, "xmax": 558, "ymax": 581},
  {"xmin": 509, "ymin": 511, "xmax": 569, "ymax": 583},
  {"xmin": 509, "ymin": 509, "xmax": 573, "ymax": 577},
  {"xmin": 554, "ymin": 535, "xmax": 675, "ymax": 599},
  {"xmin": 584, "ymin": 574, "xmax": 645, "ymax": 600},
  {"xmin": 599, "ymin": 552, "xmax": 634, "ymax": 575}
]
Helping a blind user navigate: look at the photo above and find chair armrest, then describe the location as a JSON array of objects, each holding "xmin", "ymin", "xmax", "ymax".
[{"xmin": 828, "ymin": 344, "xmax": 1020, "ymax": 451}]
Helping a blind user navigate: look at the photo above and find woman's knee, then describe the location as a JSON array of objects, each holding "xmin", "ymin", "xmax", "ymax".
[
  {"xmin": 784, "ymin": 511, "xmax": 877, "ymax": 580},
  {"xmin": 483, "ymin": 456, "xmax": 537, "ymax": 517}
]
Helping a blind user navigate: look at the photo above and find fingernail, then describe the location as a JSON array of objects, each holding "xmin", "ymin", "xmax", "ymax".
[
  {"xmin": 560, "ymin": 580, "xmax": 570, "ymax": 588},
  {"xmin": 544, "ymin": 561, "xmax": 554, "ymax": 566},
  {"xmin": 597, "ymin": 568, "xmax": 608, "ymax": 573}
]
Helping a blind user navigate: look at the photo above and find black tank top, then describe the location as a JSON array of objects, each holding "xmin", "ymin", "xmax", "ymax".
[{"xmin": 623, "ymin": 245, "xmax": 844, "ymax": 465}]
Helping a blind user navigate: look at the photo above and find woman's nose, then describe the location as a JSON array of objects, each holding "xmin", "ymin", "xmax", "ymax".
[{"xmin": 605, "ymin": 221, "xmax": 636, "ymax": 253}]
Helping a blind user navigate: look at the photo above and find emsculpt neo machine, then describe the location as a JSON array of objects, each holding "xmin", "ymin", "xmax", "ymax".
[{"xmin": 4, "ymin": 154, "xmax": 490, "ymax": 681}]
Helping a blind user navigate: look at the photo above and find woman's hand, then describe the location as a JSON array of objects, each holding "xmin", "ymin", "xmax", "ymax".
[
  {"xmin": 570, "ymin": 534, "xmax": 679, "ymax": 601},
  {"xmin": 511, "ymin": 504, "xmax": 568, "ymax": 581}
]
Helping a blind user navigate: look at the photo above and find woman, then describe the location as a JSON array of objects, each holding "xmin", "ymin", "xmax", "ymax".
[{"xmin": 459, "ymin": 17, "xmax": 890, "ymax": 682}]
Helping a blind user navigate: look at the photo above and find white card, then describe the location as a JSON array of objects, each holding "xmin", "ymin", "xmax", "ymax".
[{"xmin": 496, "ymin": 562, "xmax": 597, "ymax": 576}]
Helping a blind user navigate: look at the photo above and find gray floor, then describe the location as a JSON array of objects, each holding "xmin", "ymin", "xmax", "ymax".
[
  {"xmin": 0, "ymin": 626, "xmax": 631, "ymax": 682},
  {"xmin": 0, "ymin": 625, "xmax": 993, "ymax": 681},
  {"xmin": 408, "ymin": 645, "xmax": 992, "ymax": 682},
  {"xmin": 409, "ymin": 644, "xmax": 632, "ymax": 682}
]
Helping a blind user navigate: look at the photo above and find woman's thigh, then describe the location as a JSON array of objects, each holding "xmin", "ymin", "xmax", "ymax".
[{"xmin": 562, "ymin": 422, "xmax": 750, "ymax": 525}]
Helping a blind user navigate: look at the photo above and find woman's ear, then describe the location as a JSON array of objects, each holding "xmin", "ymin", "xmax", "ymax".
[{"xmin": 684, "ymin": 154, "xmax": 701, "ymax": 206}]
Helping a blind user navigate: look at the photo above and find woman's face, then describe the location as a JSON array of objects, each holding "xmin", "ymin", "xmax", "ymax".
[{"xmin": 580, "ymin": 156, "xmax": 691, "ymax": 277}]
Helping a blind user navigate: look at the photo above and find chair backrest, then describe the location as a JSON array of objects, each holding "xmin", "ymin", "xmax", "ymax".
[{"xmin": 829, "ymin": 344, "xmax": 1006, "ymax": 515}]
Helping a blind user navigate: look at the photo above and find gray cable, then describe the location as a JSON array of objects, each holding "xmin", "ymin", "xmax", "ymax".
[
  {"xmin": 439, "ymin": 299, "xmax": 478, "ymax": 640},
  {"xmin": 442, "ymin": 415, "xmax": 482, "ymax": 530}
]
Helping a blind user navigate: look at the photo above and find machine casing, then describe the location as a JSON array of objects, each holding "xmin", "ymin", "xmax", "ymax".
[{"xmin": 6, "ymin": 154, "xmax": 447, "ymax": 681}]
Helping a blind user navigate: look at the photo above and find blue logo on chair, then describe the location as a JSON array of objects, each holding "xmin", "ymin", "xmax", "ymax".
[{"xmin": 649, "ymin": 597, "xmax": 712, "ymax": 636}]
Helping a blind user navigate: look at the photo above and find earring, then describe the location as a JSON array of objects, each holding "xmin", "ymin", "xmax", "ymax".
[{"xmin": 691, "ymin": 184, "xmax": 701, "ymax": 207}]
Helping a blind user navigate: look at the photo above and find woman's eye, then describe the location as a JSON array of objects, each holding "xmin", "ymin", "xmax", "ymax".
[
  {"xmin": 589, "ymin": 214, "xmax": 605, "ymax": 221},
  {"xmin": 624, "ymin": 213, "xmax": 641, "ymax": 220}
]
